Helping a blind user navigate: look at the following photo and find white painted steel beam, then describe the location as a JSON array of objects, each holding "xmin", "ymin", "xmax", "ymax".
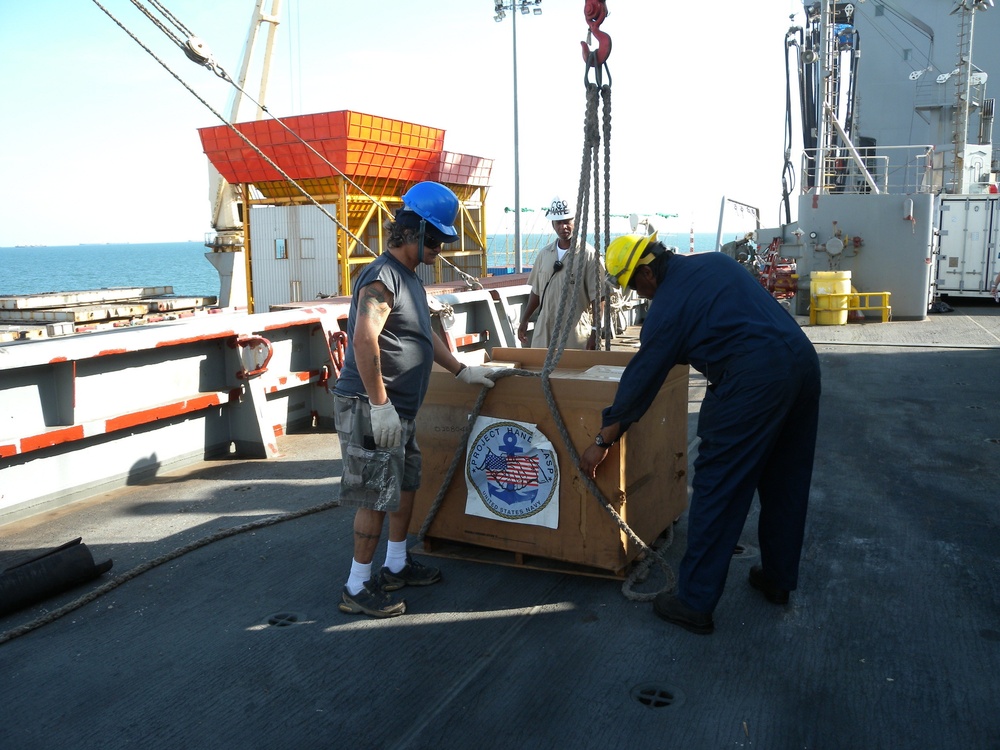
[{"xmin": 0, "ymin": 306, "xmax": 343, "ymax": 524}]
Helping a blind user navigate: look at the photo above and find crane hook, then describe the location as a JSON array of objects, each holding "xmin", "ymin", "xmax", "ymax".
[{"xmin": 581, "ymin": 0, "xmax": 612, "ymax": 67}]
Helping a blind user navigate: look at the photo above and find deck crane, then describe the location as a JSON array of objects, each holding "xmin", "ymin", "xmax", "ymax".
[{"xmin": 204, "ymin": 0, "xmax": 284, "ymax": 309}]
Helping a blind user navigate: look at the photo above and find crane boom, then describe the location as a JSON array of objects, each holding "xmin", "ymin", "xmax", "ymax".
[{"xmin": 207, "ymin": 0, "xmax": 283, "ymax": 238}]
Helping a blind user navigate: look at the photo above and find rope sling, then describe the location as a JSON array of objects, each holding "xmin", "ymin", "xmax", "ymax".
[{"xmin": 419, "ymin": 28, "xmax": 676, "ymax": 602}]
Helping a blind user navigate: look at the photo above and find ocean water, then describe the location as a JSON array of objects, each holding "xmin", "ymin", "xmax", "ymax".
[
  {"xmin": 0, "ymin": 233, "xmax": 724, "ymax": 297},
  {"xmin": 0, "ymin": 242, "xmax": 220, "ymax": 298}
]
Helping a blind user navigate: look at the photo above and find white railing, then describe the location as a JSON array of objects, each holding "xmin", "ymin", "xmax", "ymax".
[
  {"xmin": 801, "ymin": 145, "xmax": 937, "ymax": 195},
  {"xmin": 204, "ymin": 231, "xmax": 245, "ymax": 250}
]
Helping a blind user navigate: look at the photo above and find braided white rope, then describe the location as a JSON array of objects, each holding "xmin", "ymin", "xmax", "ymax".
[{"xmin": 420, "ymin": 79, "xmax": 676, "ymax": 601}]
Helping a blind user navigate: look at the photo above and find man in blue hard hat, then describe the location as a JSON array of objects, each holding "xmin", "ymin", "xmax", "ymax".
[{"xmin": 333, "ymin": 181, "xmax": 496, "ymax": 618}]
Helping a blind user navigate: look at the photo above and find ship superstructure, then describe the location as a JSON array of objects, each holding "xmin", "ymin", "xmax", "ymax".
[{"xmin": 760, "ymin": 0, "xmax": 1000, "ymax": 312}]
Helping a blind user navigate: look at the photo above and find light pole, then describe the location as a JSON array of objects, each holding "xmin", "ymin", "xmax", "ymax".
[{"xmin": 494, "ymin": 0, "xmax": 542, "ymax": 273}]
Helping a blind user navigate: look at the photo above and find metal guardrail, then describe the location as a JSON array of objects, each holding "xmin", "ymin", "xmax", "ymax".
[
  {"xmin": 0, "ymin": 306, "xmax": 345, "ymax": 524},
  {"xmin": 801, "ymin": 144, "xmax": 937, "ymax": 195}
]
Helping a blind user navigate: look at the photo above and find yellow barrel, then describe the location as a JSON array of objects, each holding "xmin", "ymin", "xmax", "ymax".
[{"xmin": 810, "ymin": 271, "xmax": 852, "ymax": 325}]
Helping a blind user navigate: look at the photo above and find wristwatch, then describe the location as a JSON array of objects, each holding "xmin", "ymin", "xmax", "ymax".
[{"xmin": 594, "ymin": 433, "xmax": 612, "ymax": 448}]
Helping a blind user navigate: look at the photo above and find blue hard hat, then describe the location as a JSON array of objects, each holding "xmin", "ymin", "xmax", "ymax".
[{"xmin": 401, "ymin": 182, "xmax": 459, "ymax": 243}]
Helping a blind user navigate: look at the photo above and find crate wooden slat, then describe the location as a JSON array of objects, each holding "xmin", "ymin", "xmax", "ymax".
[{"xmin": 411, "ymin": 348, "xmax": 689, "ymax": 577}]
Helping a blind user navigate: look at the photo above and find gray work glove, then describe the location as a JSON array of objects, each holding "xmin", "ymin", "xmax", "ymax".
[
  {"xmin": 369, "ymin": 400, "xmax": 402, "ymax": 448},
  {"xmin": 456, "ymin": 365, "xmax": 496, "ymax": 389}
]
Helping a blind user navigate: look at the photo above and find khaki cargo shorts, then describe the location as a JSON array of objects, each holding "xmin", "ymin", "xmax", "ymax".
[{"xmin": 333, "ymin": 395, "xmax": 421, "ymax": 511}]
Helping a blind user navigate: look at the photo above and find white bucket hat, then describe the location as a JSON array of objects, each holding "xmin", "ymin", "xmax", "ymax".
[{"xmin": 545, "ymin": 196, "xmax": 575, "ymax": 221}]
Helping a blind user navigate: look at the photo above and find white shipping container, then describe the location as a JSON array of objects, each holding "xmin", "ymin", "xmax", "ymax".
[{"xmin": 936, "ymin": 196, "xmax": 1000, "ymax": 296}]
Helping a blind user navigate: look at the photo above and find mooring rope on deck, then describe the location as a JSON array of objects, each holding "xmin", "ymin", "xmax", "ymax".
[{"xmin": 0, "ymin": 499, "xmax": 341, "ymax": 646}]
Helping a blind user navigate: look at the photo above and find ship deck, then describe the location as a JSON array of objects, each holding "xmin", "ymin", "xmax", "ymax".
[{"xmin": 2, "ymin": 300, "xmax": 999, "ymax": 749}]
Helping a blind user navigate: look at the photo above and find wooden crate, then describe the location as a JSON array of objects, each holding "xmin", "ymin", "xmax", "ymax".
[{"xmin": 410, "ymin": 348, "xmax": 689, "ymax": 576}]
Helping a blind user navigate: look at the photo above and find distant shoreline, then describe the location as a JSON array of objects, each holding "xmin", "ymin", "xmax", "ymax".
[
  {"xmin": 1, "ymin": 241, "xmax": 204, "ymax": 251},
  {"xmin": 1, "ymin": 231, "xmax": 738, "ymax": 253}
]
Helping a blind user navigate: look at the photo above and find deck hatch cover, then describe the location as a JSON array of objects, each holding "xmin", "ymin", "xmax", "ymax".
[
  {"xmin": 631, "ymin": 683, "xmax": 685, "ymax": 710},
  {"xmin": 267, "ymin": 612, "xmax": 306, "ymax": 627}
]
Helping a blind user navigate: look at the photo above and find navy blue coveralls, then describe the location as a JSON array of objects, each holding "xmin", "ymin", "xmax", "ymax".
[{"xmin": 602, "ymin": 251, "xmax": 821, "ymax": 614}]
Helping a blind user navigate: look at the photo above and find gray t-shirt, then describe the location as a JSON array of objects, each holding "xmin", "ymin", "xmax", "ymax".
[{"xmin": 333, "ymin": 252, "xmax": 434, "ymax": 420}]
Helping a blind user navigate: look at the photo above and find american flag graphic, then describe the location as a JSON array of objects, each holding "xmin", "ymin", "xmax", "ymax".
[{"xmin": 483, "ymin": 450, "xmax": 540, "ymax": 488}]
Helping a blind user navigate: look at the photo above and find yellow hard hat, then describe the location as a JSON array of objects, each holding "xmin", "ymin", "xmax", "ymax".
[{"xmin": 606, "ymin": 232, "xmax": 658, "ymax": 288}]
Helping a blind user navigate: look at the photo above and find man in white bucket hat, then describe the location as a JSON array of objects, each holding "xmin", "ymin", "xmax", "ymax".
[{"xmin": 517, "ymin": 195, "xmax": 605, "ymax": 349}]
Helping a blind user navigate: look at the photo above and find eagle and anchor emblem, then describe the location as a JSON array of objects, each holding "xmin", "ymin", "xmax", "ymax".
[{"xmin": 465, "ymin": 418, "xmax": 560, "ymax": 528}]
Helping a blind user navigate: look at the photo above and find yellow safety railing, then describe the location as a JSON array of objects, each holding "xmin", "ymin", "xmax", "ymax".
[{"xmin": 810, "ymin": 291, "xmax": 892, "ymax": 325}]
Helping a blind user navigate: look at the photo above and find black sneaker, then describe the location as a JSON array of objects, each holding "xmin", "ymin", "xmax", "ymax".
[
  {"xmin": 748, "ymin": 565, "xmax": 790, "ymax": 605},
  {"xmin": 339, "ymin": 575, "xmax": 406, "ymax": 618},
  {"xmin": 653, "ymin": 593, "xmax": 715, "ymax": 635},
  {"xmin": 380, "ymin": 555, "xmax": 442, "ymax": 591}
]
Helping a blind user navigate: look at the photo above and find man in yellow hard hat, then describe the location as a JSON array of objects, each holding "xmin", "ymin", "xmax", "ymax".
[{"xmin": 579, "ymin": 234, "xmax": 821, "ymax": 634}]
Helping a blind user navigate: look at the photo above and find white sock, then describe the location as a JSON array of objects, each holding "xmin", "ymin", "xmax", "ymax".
[
  {"xmin": 346, "ymin": 559, "xmax": 372, "ymax": 596},
  {"xmin": 384, "ymin": 540, "xmax": 408, "ymax": 574}
]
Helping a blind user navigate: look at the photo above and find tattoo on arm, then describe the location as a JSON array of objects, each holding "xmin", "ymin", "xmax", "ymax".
[
  {"xmin": 353, "ymin": 281, "xmax": 394, "ymax": 394},
  {"xmin": 357, "ymin": 283, "xmax": 392, "ymax": 379},
  {"xmin": 359, "ymin": 285, "xmax": 391, "ymax": 321}
]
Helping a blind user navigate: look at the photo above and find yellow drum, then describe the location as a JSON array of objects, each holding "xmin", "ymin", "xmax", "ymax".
[{"xmin": 810, "ymin": 271, "xmax": 852, "ymax": 325}]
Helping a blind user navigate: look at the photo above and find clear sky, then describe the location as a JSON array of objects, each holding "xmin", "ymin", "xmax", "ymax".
[{"xmin": 0, "ymin": 0, "xmax": 804, "ymax": 246}]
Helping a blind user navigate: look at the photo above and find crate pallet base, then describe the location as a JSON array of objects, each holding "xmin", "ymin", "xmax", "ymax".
[
  {"xmin": 412, "ymin": 519, "xmax": 680, "ymax": 582},
  {"xmin": 412, "ymin": 536, "xmax": 630, "ymax": 581}
]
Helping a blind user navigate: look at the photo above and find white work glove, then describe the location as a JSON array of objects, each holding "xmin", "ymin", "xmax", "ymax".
[
  {"xmin": 456, "ymin": 365, "xmax": 496, "ymax": 389},
  {"xmin": 369, "ymin": 400, "xmax": 402, "ymax": 448}
]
